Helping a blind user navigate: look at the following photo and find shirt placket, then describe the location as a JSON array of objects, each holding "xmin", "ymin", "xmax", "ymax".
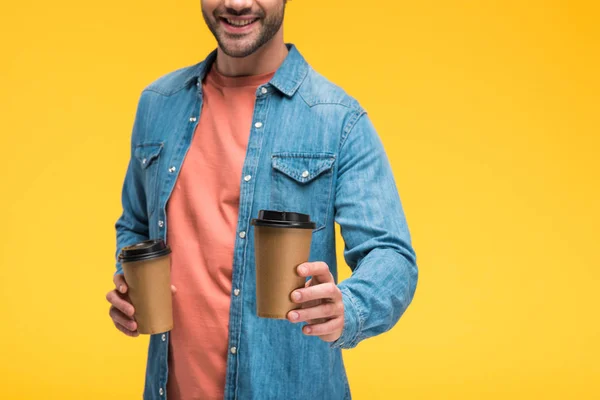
[{"xmin": 224, "ymin": 83, "xmax": 272, "ymax": 400}]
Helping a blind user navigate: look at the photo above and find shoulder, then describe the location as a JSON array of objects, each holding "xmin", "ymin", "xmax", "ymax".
[
  {"xmin": 297, "ymin": 67, "xmax": 364, "ymax": 113},
  {"xmin": 297, "ymin": 67, "xmax": 367, "ymax": 140},
  {"xmin": 141, "ymin": 61, "xmax": 204, "ymax": 97}
]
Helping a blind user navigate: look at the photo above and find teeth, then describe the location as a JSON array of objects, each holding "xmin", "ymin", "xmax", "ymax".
[{"xmin": 226, "ymin": 18, "xmax": 255, "ymax": 27}]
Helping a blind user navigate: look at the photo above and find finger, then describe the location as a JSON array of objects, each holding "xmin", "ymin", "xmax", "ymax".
[
  {"xmin": 114, "ymin": 321, "xmax": 139, "ymax": 337},
  {"xmin": 291, "ymin": 282, "xmax": 340, "ymax": 304},
  {"xmin": 297, "ymin": 262, "xmax": 333, "ymax": 282},
  {"xmin": 318, "ymin": 333, "xmax": 341, "ymax": 343},
  {"xmin": 307, "ymin": 317, "xmax": 330, "ymax": 326},
  {"xmin": 303, "ymin": 316, "xmax": 343, "ymax": 337},
  {"xmin": 110, "ymin": 306, "xmax": 138, "ymax": 332},
  {"xmin": 300, "ymin": 297, "xmax": 323, "ymax": 311},
  {"xmin": 171, "ymin": 285, "xmax": 177, "ymax": 294},
  {"xmin": 304, "ymin": 278, "xmax": 312, "ymax": 288},
  {"xmin": 106, "ymin": 290, "xmax": 135, "ymax": 317},
  {"xmin": 287, "ymin": 301, "xmax": 342, "ymax": 323},
  {"xmin": 305, "ymin": 300, "xmax": 332, "ymax": 325},
  {"xmin": 113, "ymin": 274, "xmax": 128, "ymax": 294}
]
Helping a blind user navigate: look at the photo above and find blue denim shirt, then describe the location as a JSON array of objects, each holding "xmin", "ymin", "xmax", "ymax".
[{"xmin": 114, "ymin": 43, "xmax": 418, "ymax": 400}]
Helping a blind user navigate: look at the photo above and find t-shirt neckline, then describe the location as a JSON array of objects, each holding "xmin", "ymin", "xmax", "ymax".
[{"xmin": 206, "ymin": 64, "xmax": 276, "ymax": 88}]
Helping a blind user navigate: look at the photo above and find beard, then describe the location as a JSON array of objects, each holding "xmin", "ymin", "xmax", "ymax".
[{"xmin": 202, "ymin": 2, "xmax": 286, "ymax": 58}]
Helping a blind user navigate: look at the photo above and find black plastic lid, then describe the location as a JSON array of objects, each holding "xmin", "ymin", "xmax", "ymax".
[
  {"xmin": 250, "ymin": 210, "xmax": 316, "ymax": 229},
  {"xmin": 118, "ymin": 239, "xmax": 172, "ymax": 263}
]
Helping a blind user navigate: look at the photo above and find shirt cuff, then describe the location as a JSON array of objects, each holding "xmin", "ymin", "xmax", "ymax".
[
  {"xmin": 115, "ymin": 262, "xmax": 123, "ymax": 276},
  {"xmin": 329, "ymin": 285, "xmax": 362, "ymax": 349}
]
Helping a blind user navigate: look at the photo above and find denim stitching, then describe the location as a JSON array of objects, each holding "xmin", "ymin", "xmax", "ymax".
[{"xmin": 339, "ymin": 110, "xmax": 366, "ymax": 152}]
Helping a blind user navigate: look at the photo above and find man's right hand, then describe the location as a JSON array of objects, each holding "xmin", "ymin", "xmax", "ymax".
[{"xmin": 106, "ymin": 273, "xmax": 177, "ymax": 337}]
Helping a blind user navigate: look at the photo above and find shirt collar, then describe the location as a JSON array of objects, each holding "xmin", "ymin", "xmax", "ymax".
[
  {"xmin": 186, "ymin": 43, "xmax": 309, "ymax": 97},
  {"xmin": 268, "ymin": 43, "xmax": 309, "ymax": 96}
]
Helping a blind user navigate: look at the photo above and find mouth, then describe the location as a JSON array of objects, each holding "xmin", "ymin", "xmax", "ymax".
[{"xmin": 219, "ymin": 16, "xmax": 260, "ymax": 34}]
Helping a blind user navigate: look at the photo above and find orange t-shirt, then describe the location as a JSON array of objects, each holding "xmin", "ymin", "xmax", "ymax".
[{"xmin": 165, "ymin": 65, "xmax": 275, "ymax": 400}]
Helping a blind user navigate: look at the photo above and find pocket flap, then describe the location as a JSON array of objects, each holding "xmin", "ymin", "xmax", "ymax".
[
  {"xmin": 134, "ymin": 143, "xmax": 163, "ymax": 169},
  {"xmin": 271, "ymin": 152, "xmax": 335, "ymax": 183}
]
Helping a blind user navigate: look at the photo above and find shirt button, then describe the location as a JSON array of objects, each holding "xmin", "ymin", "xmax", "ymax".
[
  {"xmin": 168, "ymin": 166, "xmax": 176, "ymax": 173},
  {"xmin": 158, "ymin": 220, "xmax": 164, "ymax": 228},
  {"xmin": 230, "ymin": 346, "xmax": 237, "ymax": 354},
  {"xmin": 233, "ymin": 288, "xmax": 240, "ymax": 296},
  {"xmin": 159, "ymin": 387, "xmax": 164, "ymax": 396},
  {"xmin": 162, "ymin": 334, "xmax": 166, "ymax": 341},
  {"xmin": 261, "ymin": 87, "xmax": 268, "ymax": 94},
  {"xmin": 254, "ymin": 122, "xmax": 263, "ymax": 128},
  {"xmin": 142, "ymin": 158, "xmax": 147, "ymax": 164},
  {"xmin": 189, "ymin": 116, "xmax": 197, "ymax": 122},
  {"xmin": 243, "ymin": 175, "xmax": 251, "ymax": 182},
  {"xmin": 239, "ymin": 231, "xmax": 246, "ymax": 238},
  {"xmin": 301, "ymin": 170, "xmax": 309, "ymax": 178}
]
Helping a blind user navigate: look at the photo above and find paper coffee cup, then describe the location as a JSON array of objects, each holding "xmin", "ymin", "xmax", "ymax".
[
  {"xmin": 251, "ymin": 210, "xmax": 316, "ymax": 319},
  {"xmin": 118, "ymin": 239, "xmax": 173, "ymax": 334}
]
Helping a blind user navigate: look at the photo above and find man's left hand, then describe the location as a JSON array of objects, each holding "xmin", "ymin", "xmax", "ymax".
[{"xmin": 287, "ymin": 261, "xmax": 344, "ymax": 343}]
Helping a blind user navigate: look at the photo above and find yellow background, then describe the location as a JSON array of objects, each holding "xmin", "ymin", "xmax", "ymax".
[{"xmin": 1, "ymin": 0, "xmax": 598, "ymax": 398}]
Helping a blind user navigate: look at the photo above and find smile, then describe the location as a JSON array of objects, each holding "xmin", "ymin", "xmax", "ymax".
[
  {"xmin": 224, "ymin": 18, "xmax": 258, "ymax": 26},
  {"xmin": 222, "ymin": 18, "xmax": 259, "ymax": 27}
]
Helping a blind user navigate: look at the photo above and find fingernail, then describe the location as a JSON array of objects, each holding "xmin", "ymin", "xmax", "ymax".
[
  {"xmin": 119, "ymin": 285, "xmax": 125, "ymax": 293},
  {"xmin": 304, "ymin": 326, "xmax": 312, "ymax": 334},
  {"xmin": 298, "ymin": 265, "xmax": 307, "ymax": 275},
  {"xmin": 289, "ymin": 311, "xmax": 299, "ymax": 321},
  {"xmin": 292, "ymin": 291, "xmax": 301, "ymax": 301}
]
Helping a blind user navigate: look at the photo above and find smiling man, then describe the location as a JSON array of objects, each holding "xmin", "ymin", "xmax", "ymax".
[{"xmin": 107, "ymin": 0, "xmax": 418, "ymax": 399}]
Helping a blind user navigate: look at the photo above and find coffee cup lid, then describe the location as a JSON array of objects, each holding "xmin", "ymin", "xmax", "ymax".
[
  {"xmin": 118, "ymin": 239, "xmax": 172, "ymax": 263},
  {"xmin": 250, "ymin": 210, "xmax": 316, "ymax": 229}
]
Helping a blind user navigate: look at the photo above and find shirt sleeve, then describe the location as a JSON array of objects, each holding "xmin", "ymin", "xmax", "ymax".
[
  {"xmin": 329, "ymin": 110, "xmax": 419, "ymax": 349},
  {"xmin": 114, "ymin": 91, "xmax": 151, "ymax": 275}
]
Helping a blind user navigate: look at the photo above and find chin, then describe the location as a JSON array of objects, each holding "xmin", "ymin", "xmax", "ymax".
[{"xmin": 219, "ymin": 40, "xmax": 260, "ymax": 58}]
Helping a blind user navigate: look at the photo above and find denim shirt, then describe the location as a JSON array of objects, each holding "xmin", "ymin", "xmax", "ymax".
[{"xmin": 114, "ymin": 43, "xmax": 418, "ymax": 400}]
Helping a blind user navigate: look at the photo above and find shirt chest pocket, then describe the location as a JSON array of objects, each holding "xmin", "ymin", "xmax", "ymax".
[
  {"xmin": 270, "ymin": 152, "xmax": 336, "ymax": 232},
  {"xmin": 134, "ymin": 142, "xmax": 164, "ymax": 215}
]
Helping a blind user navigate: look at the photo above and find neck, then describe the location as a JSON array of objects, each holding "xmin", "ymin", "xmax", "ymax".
[{"xmin": 214, "ymin": 31, "xmax": 288, "ymax": 77}]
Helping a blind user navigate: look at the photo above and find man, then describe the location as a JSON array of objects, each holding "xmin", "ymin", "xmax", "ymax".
[{"xmin": 106, "ymin": 0, "xmax": 418, "ymax": 399}]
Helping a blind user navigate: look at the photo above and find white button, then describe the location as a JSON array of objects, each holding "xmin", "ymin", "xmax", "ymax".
[
  {"xmin": 142, "ymin": 158, "xmax": 147, "ymax": 164},
  {"xmin": 239, "ymin": 231, "xmax": 246, "ymax": 238},
  {"xmin": 158, "ymin": 220, "xmax": 164, "ymax": 227},
  {"xmin": 161, "ymin": 334, "xmax": 166, "ymax": 341},
  {"xmin": 244, "ymin": 175, "xmax": 251, "ymax": 182},
  {"xmin": 169, "ymin": 166, "xmax": 176, "ymax": 173},
  {"xmin": 159, "ymin": 387, "xmax": 164, "ymax": 396},
  {"xmin": 261, "ymin": 87, "xmax": 268, "ymax": 94},
  {"xmin": 254, "ymin": 122, "xmax": 263, "ymax": 128},
  {"xmin": 301, "ymin": 170, "xmax": 309, "ymax": 178},
  {"xmin": 189, "ymin": 117, "xmax": 197, "ymax": 122},
  {"xmin": 234, "ymin": 289, "xmax": 240, "ymax": 296},
  {"xmin": 230, "ymin": 346, "xmax": 237, "ymax": 354}
]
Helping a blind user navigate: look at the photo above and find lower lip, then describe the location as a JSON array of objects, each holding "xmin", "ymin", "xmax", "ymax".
[{"xmin": 220, "ymin": 18, "xmax": 259, "ymax": 34}]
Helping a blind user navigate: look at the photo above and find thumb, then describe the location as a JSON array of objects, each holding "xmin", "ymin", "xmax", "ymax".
[{"xmin": 114, "ymin": 273, "xmax": 128, "ymax": 294}]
